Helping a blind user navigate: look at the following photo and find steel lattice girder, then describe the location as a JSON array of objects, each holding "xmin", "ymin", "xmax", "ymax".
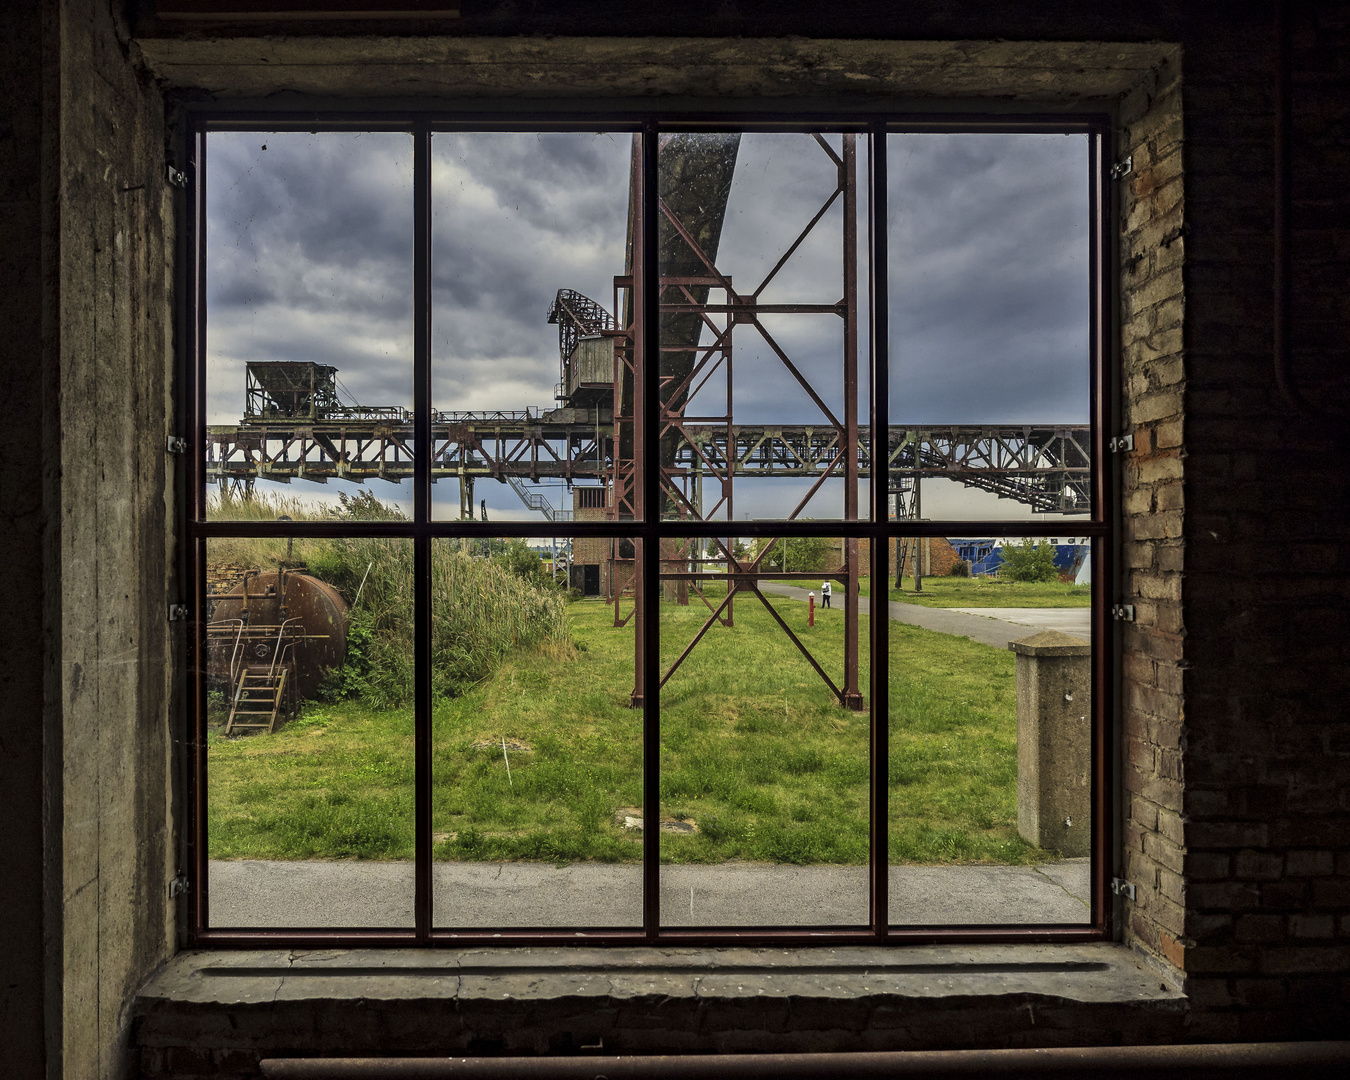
[{"xmin": 205, "ymin": 419, "xmax": 1090, "ymax": 512}]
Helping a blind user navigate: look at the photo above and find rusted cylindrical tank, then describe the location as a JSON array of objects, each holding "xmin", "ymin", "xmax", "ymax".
[{"xmin": 208, "ymin": 569, "xmax": 348, "ymax": 702}]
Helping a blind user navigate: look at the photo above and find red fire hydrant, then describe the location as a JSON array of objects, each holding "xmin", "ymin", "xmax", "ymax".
[{"xmin": 808, "ymin": 591, "xmax": 815, "ymax": 627}]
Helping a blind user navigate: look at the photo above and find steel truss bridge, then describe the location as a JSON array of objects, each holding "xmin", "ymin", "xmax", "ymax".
[{"xmin": 206, "ymin": 415, "xmax": 1091, "ymax": 515}]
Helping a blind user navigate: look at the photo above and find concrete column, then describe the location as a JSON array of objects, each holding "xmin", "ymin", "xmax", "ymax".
[{"xmin": 1008, "ymin": 630, "xmax": 1092, "ymax": 858}]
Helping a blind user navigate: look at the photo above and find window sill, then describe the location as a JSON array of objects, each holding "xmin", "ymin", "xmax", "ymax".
[{"xmin": 134, "ymin": 943, "xmax": 1186, "ymax": 1070}]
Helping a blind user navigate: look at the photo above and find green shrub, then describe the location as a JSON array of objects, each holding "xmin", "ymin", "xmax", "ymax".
[
  {"xmin": 949, "ymin": 559, "xmax": 971, "ymax": 577},
  {"xmin": 997, "ymin": 539, "xmax": 1060, "ymax": 583}
]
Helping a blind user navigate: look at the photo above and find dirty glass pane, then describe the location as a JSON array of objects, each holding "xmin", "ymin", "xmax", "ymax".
[
  {"xmin": 431, "ymin": 536, "xmax": 642, "ymax": 929},
  {"xmin": 430, "ymin": 132, "xmax": 635, "ymax": 523},
  {"xmin": 204, "ymin": 535, "xmax": 414, "ymax": 929},
  {"xmin": 657, "ymin": 132, "xmax": 871, "ymax": 523},
  {"xmin": 887, "ymin": 532, "xmax": 1094, "ymax": 926},
  {"xmin": 658, "ymin": 535, "xmax": 870, "ymax": 927},
  {"xmin": 887, "ymin": 132, "xmax": 1091, "ymax": 522},
  {"xmin": 204, "ymin": 132, "xmax": 415, "ymax": 521}
]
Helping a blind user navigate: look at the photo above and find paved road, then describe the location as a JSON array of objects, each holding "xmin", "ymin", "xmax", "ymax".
[
  {"xmin": 758, "ymin": 584, "xmax": 1090, "ymax": 648},
  {"xmin": 208, "ymin": 859, "xmax": 1090, "ymax": 930}
]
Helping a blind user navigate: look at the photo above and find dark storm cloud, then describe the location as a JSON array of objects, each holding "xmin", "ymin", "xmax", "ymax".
[
  {"xmin": 888, "ymin": 132, "xmax": 1090, "ymax": 424},
  {"xmin": 206, "ymin": 131, "xmax": 417, "ymax": 422},
  {"xmin": 204, "ymin": 128, "xmax": 1089, "ymax": 521},
  {"xmin": 429, "ymin": 132, "xmax": 632, "ymax": 412}
]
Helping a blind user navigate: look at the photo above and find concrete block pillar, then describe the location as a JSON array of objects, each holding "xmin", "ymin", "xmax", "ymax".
[{"xmin": 1008, "ymin": 630, "xmax": 1092, "ymax": 857}]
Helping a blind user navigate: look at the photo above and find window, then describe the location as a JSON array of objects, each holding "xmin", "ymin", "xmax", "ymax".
[{"xmin": 188, "ymin": 116, "xmax": 1109, "ymax": 945}]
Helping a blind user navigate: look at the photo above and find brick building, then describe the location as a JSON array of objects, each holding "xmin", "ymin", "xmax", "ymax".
[{"xmin": 3, "ymin": 2, "xmax": 1349, "ymax": 1078}]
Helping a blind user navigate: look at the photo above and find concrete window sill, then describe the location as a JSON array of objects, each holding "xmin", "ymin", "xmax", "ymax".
[{"xmin": 134, "ymin": 943, "xmax": 1187, "ymax": 1066}]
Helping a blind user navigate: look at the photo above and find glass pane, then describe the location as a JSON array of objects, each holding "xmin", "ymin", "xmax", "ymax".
[
  {"xmin": 430, "ymin": 132, "xmax": 635, "ymax": 523},
  {"xmin": 432, "ymin": 536, "xmax": 642, "ymax": 928},
  {"xmin": 658, "ymin": 535, "xmax": 870, "ymax": 927},
  {"xmin": 204, "ymin": 131, "xmax": 415, "ymax": 521},
  {"xmin": 205, "ymin": 534, "xmax": 414, "ymax": 928},
  {"xmin": 658, "ymin": 132, "xmax": 870, "ymax": 523},
  {"xmin": 887, "ymin": 132, "xmax": 1091, "ymax": 522},
  {"xmin": 888, "ymin": 532, "xmax": 1094, "ymax": 925}
]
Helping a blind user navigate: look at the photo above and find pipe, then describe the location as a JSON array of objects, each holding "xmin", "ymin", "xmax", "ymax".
[{"xmin": 261, "ymin": 1041, "xmax": 1350, "ymax": 1079}]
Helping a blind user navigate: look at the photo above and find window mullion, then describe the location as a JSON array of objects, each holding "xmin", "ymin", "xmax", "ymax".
[
  {"xmin": 640, "ymin": 121, "xmax": 662, "ymax": 940},
  {"xmin": 868, "ymin": 123, "xmax": 890, "ymax": 939},
  {"xmin": 413, "ymin": 121, "xmax": 433, "ymax": 943}
]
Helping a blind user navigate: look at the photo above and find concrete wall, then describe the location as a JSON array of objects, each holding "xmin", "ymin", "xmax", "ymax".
[
  {"xmin": 1, "ymin": 2, "xmax": 179, "ymax": 1079},
  {"xmin": 3, "ymin": 2, "xmax": 1349, "ymax": 1078}
]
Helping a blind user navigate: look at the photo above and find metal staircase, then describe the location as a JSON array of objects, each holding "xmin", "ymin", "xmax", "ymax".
[{"xmin": 504, "ymin": 475, "xmax": 573, "ymax": 522}]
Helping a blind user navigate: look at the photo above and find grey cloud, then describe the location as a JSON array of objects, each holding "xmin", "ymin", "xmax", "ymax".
[{"xmin": 888, "ymin": 132, "xmax": 1090, "ymax": 424}]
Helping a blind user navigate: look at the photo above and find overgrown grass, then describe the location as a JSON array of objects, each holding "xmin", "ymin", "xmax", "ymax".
[{"xmin": 208, "ymin": 586, "xmax": 1052, "ymax": 867}]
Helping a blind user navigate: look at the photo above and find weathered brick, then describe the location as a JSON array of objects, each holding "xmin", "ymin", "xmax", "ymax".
[
  {"xmin": 1187, "ymin": 852, "xmax": 1231, "ymax": 880},
  {"xmin": 1236, "ymin": 914, "xmax": 1286, "ymax": 943},
  {"xmin": 1235, "ymin": 850, "xmax": 1285, "ymax": 880},
  {"xmin": 1189, "ymin": 822, "xmax": 1270, "ymax": 849},
  {"xmin": 1190, "ymin": 881, "xmax": 1263, "ymax": 911},
  {"xmin": 1258, "ymin": 946, "xmax": 1350, "ymax": 975},
  {"xmin": 1290, "ymin": 915, "xmax": 1337, "ymax": 940},
  {"xmin": 1313, "ymin": 879, "xmax": 1350, "ymax": 907}
]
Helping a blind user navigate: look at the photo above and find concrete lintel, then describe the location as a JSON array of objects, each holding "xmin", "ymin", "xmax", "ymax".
[
  {"xmin": 134, "ymin": 944, "xmax": 1186, "ymax": 1057},
  {"xmin": 133, "ymin": 36, "xmax": 1177, "ymax": 103}
]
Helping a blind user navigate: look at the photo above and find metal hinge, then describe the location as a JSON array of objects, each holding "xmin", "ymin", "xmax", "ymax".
[
  {"xmin": 1111, "ymin": 877, "xmax": 1137, "ymax": 901},
  {"xmin": 168, "ymin": 604, "xmax": 189, "ymax": 622},
  {"xmin": 169, "ymin": 875, "xmax": 190, "ymax": 898},
  {"xmin": 1110, "ymin": 155, "xmax": 1133, "ymax": 180},
  {"xmin": 1108, "ymin": 433, "xmax": 1134, "ymax": 453},
  {"xmin": 166, "ymin": 164, "xmax": 188, "ymax": 189},
  {"xmin": 1111, "ymin": 604, "xmax": 1136, "ymax": 622},
  {"xmin": 167, "ymin": 435, "xmax": 187, "ymax": 454}
]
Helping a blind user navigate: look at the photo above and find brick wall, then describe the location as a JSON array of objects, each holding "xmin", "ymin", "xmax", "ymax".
[
  {"xmin": 1168, "ymin": 3, "xmax": 1350, "ymax": 1034},
  {"xmin": 206, "ymin": 564, "xmax": 249, "ymax": 596},
  {"xmin": 1116, "ymin": 50, "xmax": 1189, "ymax": 982}
]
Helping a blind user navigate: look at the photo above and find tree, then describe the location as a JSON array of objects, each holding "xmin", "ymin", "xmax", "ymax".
[
  {"xmin": 494, "ymin": 538, "xmax": 547, "ymax": 583},
  {"xmin": 997, "ymin": 538, "xmax": 1060, "ymax": 582},
  {"xmin": 751, "ymin": 535, "xmax": 836, "ymax": 573}
]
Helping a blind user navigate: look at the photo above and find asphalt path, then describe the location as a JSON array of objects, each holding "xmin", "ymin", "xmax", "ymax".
[
  {"xmin": 208, "ymin": 859, "xmax": 1090, "ymax": 930},
  {"xmin": 757, "ymin": 583, "xmax": 1090, "ymax": 648}
]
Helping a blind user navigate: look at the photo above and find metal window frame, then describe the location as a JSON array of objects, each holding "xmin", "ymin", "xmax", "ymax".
[{"xmin": 183, "ymin": 111, "xmax": 1113, "ymax": 948}]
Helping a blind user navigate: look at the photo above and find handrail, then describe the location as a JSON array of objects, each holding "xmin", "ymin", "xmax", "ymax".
[{"xmin": 267, "ymin": 618, "xmax": 303, "ymax": 682}]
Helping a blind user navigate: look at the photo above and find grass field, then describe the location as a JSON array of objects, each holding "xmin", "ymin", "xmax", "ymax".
[
  {"xmin": 208, "ymin": 586, "xmax": 1052, "ymax": 867},
  {"xmin": 885, "ymin": 576, "xmax": 1091, "ymax": 608}
]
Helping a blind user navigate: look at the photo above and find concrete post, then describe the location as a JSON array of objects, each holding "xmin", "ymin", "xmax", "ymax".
[{"xmin": 1008, "ymin": 630, "xmax": 1092, "ymax": 857}]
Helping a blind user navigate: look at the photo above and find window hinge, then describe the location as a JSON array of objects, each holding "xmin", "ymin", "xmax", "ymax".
[
  {"xmin": 1110, "ymin": 155, "xmax": 1133, "ymax": 181},
  {"xmin": 168, "ymin": 603, "xmax": 189, "ymax": 622},
  {"xmin": 166, "ymin": 164, "xmax": 188, "ymax": 189},
  {"xmin": 1108, "ymin": 433, "xmax": 1134, "ymax": 453},
  {"xmin": 1111, "ymin": 604, "xmax": 1136, "ymax": 622},
  {"xmin": 167, "ymin": 435, "xmax": 187, "ymax": 454},
  {"xmin": 169, "ymin": 875, "xmax": 190, "ymax": 898},
  {"xmin": 1110, "ymin": 877, "xmax": 1136, "ymax": 901}
]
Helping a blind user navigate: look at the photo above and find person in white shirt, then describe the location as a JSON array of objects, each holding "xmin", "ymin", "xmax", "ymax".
[{"xmin": 821, "ymin": 580, "xmax": 831, "ymax": 608}]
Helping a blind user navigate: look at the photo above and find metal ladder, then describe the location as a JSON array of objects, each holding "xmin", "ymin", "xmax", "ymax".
[
  {"xmin": 224, "ymin": 619, "xmax": 299, "ymax": 735},
  {"xmin": 224, "ymin": 665, "xmax": 292, "ymax": 735}
]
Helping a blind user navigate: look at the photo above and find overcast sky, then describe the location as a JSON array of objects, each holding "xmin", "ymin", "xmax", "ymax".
[{"xmin": 206, "ymin": 129, "xmax": 1089, "ymax": 524}]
